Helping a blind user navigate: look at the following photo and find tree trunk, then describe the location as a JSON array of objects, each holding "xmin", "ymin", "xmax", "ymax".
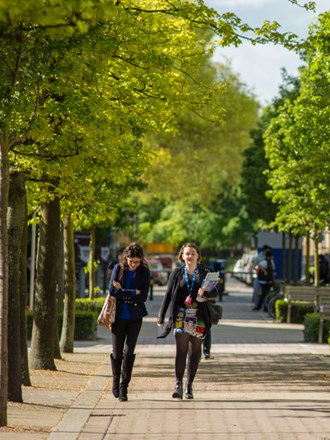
[
  {"xmin": 293, "ymin": 235, "xmax": 299, "ymax": 285},
  {"xmin": 60, "ymin": 216, "xmax": 76, "ymax": 353},
  {"xmin": 19, "ymin": 193, "xmax": 31, "ymax": 386},
  {"xmin": 288, "ymin": 232, "xmax": 293, "ymax": 283},
  {"xmin": 0, "ymin": 135, "xmax": 9, "ymax": 426},
  {"xmin": 305, "ymin": 232, "xmax": 310, "ymax": 285},
  {"xmin": 54, "ymin": 223, "xmax": 64, "ymax": 359},
  {"xmin": 313, "ymin": 230, "xmax": 320, "ymax": 287},
  {"xmin": 281, "ymin": 232, "xmax": 286, "ymax": 282},
  {"xmin": 30, "ymin": 197, "xmax": 60, "ymax": 370},
  {"xmin": 53, "ymin": 313, "xmax": 62, "ymax": 360},
  {"xmin": 7, "ymin": 173, "xmax": 26, "ymax": 402},
  {"xmin": 57, "ymin": 223, "xmax": 64, "ymax": 314},
  {"xmin": 89, "ymin": 226, "xmax": 96, "ymax": 300}
]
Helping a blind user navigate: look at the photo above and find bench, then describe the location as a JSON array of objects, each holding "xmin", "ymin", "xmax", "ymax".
[
  {"xmin": 284, "ymin": 285, "xmax": 330, "ymax": 325},
  {"xmin": 285, "ymin": 286, "xmax": 318, "ymax": 323},
  {"xmin": 318, "ymin": 295, "xmax": 330, "ymax": 343}
]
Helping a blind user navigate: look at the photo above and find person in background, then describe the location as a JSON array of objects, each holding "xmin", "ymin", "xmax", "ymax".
[
  {"xmin": 252, "ymin": 245, "xmax": 271, "ymax": 306},
  {"xmin": 149, "ymin": 273, "xmax": 154, "ymax": 300},
  {"xmin": 202, "ymin": 330, "xmax": 213, "ymax": 359},
  {"xmin": 108, "ymin": 242, "xmax": 150, "ymax": 402},
  {"xmin": 107, "ymin": 248, "xmax": 125, "ymax": 284},
  {"xmin": 202, "ymin": 266, "xmax": 219, "ymax": 360},
  {"xmin": 252, "ymin": 250, "xmax": 274, "ymax": 312},
  {"xmin": 157, "ymin": 243, "xmax": 217, "ymax": 399},
  {"xmin": 319, "ymin": 255, "xmax": 330, "ymax": 285}
]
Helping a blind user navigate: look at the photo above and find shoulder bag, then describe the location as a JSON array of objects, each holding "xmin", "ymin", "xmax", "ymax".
[
  {"xmin": 97, "ymin": 263, "xmax": 123, "ymax": 330},
  {"xmin": 206, "ymin": 301, "xmax": 223, "ymax": 325}
]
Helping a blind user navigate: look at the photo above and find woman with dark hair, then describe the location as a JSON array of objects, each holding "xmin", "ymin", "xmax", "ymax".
[
  {"xmin": 157, "ymin": 243, "xmax": 217, "ymax": 399},
  {"xmin": 108, "ymin": 242, "xmax": 150, "ymax": 402}
]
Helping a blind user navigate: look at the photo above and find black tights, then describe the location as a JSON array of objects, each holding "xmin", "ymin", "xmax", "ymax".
[
  {"xmin": 111, "ymin": 319, "xmax": 142, "ymax": 359},
  {"xmin": 175, "ymin": 332, "xmax": 202, "ymax": 384}
]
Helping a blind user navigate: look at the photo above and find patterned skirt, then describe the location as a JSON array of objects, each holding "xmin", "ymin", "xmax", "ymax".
[{"xmin": 174, "ymin": 305, "xmax": 206, "ymax": 339}]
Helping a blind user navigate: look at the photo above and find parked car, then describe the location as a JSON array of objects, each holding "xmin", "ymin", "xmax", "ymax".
[
  {"xmin": 147, "ymin": 259, "xmax": 168, "ymax": 286},
  {"xmin": 232, "ymin": 252, "xmax": 256, "ymax": 285}
]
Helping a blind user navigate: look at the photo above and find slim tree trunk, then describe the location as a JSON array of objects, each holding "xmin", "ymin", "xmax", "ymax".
[
  {"xmin": 313, "ymin": 230, "xmax": 320, "ymax": 287},
  {"xmin": 30, "ymin": 197, "xmax": 60, "ymax": 370},
  {"xmin": 89, "ymin": 226, "xmax": 96, "ymax": 300},
  {"xmin": 305, "ymin": 232, "xmax": 310, "ymax": 285},
  {"xmin": 57, "ymin": 223, "xmax": 64, "ymax": 314},
  {"xmin": 53, "ymin": 313, "xmax": 61, "ymax": 360},
  {"xmin": 288, "ymin": 232, "xmax": 293, "ymax": 283},
  {"xmin": 282, "ymin": 232, "xmax": 286, "ymax": 282},
  {"xmin": 0, "ymin": 135, "xmax": 9, "ymax": 426},
  {"xmin": 7, "ymin": 172, "xmax": 26, "ymax": 402},
  {"xmin": 19, "ymin": 194, "xmax": 31, "ymax": 386},
  {"xmin": 293, "ymin": 235, "xmax": 299, "ymax": 285},
  {"xmin": 60, "ymin": 216, "xmax": 76, "ymax": 353}
]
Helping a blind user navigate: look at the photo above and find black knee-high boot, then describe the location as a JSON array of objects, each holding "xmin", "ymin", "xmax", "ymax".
[
  {"xmin": 119, "ymin": 353, "xmax": 135, "ymax": 402},
  {"xmin": 110, "ymin": 354, "xmax": 122, "ymax": 398},
  {"xmin": 172, "ymin": 381, "xmax": 183, "ymax": 399},
  {"xmin": 185, "ymin": 382, "xmax": 193, "ymax": 399}
]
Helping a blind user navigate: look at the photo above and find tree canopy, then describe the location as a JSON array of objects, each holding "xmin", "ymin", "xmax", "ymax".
[{"xmin": 264, "ymin": 11, "xmax": 330, "ymax": 238}]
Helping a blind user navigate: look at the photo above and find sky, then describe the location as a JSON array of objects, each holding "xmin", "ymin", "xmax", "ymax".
[{"xmin": 205, "ymin": 0, "xmax": 329, "ymax": 105}]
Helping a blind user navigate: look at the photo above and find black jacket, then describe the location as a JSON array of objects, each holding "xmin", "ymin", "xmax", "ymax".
[
  {"xmin": 109, "ymin": 263, "xmax": 150, "ymax": 320},
  {"xmin": 157, "ymin": 264, "xmax": 217, "ymax": 338}
]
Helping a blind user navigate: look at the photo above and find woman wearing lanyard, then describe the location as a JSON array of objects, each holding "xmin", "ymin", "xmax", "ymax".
[
  {"xmin": 109, "ymin": 242, "xmax": 150, "ymax": 402},
  {"xmin": 157, "ymin": 243, "xmax": 216, "ymax": 399}
]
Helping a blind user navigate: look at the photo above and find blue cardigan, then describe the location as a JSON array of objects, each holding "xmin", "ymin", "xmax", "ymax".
[{"xmin": 109, "ymin": 263, "xmax": 150, "ymax": 320}]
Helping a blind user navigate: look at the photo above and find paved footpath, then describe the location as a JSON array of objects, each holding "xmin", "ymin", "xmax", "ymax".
[{"xmin": 1, "ymin": 279, "xmax": 330, "ymax": 440}]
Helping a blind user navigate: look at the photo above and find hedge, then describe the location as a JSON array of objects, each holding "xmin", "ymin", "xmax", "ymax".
[
  {"xmin": 275, "ymin": 300, "xmax": 315, "ymax": 324},
  {"xmin": 75, "ymin": 297, "xmax": 105, "ymax": 314},
  {"xmin": 27, "ymin": 310, "xmax": 98, "ymax": 340},
  {"xmin": 303, "ymin": 313, "xmax": 330, "ymax": 343}
]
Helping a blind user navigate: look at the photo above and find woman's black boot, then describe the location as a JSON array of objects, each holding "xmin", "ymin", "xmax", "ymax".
[
  {"xmin": 119, "ymin": 354, "xmax": 135, "ymax": 402},
  {"xmin": 172, "ymin": 381, "xmax": 183, "ymax": 399},
  {"xmin": 185, "ymin": 383, "xmax": 193, "ymax": 399},
  {"xmin": 110, "ymin": 354, "xmax": 122, "ymax": 398}
]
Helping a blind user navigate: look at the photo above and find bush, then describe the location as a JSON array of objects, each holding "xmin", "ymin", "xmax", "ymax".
[
  {"xmin": 275, "ymin": 300, "xmax": 315, "ymax": 324},
  {"xmin": 27, "ymin": 310, "xmax": 98, "ymax": 341},
  {"xmin": 75, "ymin": 297, "xmax": 105, "ymax": 314},
  {"xmin": 303, "ymin": 313, "xmax": 330, "ymax": 343}
]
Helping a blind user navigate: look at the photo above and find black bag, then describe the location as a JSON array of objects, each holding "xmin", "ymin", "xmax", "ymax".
[{"xmin": 206, "ymin": 301, "xmax": 223, "ymax": 325}]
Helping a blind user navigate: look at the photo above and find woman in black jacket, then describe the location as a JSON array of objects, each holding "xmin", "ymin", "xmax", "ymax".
[
  {"xmin": 157, "ymin": 243, "xmax": 216, "ymax": 399},
  {"xmin": 108, "ymin": 242, "xmax": 150, "ymax": 402}
]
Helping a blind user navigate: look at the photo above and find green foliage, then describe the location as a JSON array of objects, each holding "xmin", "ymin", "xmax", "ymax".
[
  {"xmin": 135, "ymin": 61, "xmax": 259, "ymax": 250},
  {"xmin": 240, "ymin": 71, "xmax": 301, "ymax": 231},
  {"xmin": 26, "ymin": 310, "xmax": 97, "ymax": 340},
  {"xmin": 75, "ymin": 298, "xmax": 105, "ymax": 314},
  {"xmin": 275, "ymin": 299, "xmax": 315, "ymax": 323},
  {"xmin": 303, "ymin": 313, "xmax": 330, "ymax": 343},
  {"xmin": 264, "ymin": 12, "xmax": 330, "ymax": 236},
  {"xmin": 72, "ymin": 311, "xmax": 98, "ymax": 340}
]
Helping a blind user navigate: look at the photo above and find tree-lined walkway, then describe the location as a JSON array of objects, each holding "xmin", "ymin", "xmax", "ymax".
[{"xmin": 1, "ymin": 279, "xmax": 329, "ymax": 439}]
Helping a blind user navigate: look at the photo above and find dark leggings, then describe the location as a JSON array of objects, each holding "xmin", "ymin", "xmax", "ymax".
[
  {"xmin": 111, "ymin": 319, "xmax": 142, "ymax": 359},
  {"xmin": 175, "ymin": 332, "xmax": 202, "ymax": 384},
  {"xmin": 203, "ymin": 330, "xmax": 211, "ymax": 354}
]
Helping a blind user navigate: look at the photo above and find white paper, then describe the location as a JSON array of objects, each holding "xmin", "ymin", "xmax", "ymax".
[{"xmin": 202, "ymin": 272, "xmax": 220, "ymax": 291}]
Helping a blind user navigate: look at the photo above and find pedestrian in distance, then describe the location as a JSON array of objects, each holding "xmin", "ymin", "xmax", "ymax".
[
  {"xmin": 157, "ymin": 242, "xmax": 217, "ymax": 399},
  {"xmin": 252, "ymin": 244, "xmax": 271, "ymax": 306},
  {"xmin": 202, "ymin": 329, "xmax": 214, "ymax": 359},
  {"xmin": 252, "ymin": 249, "xmax": 274, "ymax": 312},
  {"xmin": 108, "ymin": 242, "xmax": 150, "ymax": 402}
]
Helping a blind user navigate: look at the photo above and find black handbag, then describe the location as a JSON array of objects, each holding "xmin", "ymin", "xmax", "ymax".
[{"xmin": 206, "ymin": 301, "xmax": 223, "ymax": 325}]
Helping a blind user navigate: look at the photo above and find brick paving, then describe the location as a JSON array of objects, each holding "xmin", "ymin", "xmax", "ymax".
[{"xmin": 1, "ymin": 278, "xmax": 329, "ymax": 439}]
